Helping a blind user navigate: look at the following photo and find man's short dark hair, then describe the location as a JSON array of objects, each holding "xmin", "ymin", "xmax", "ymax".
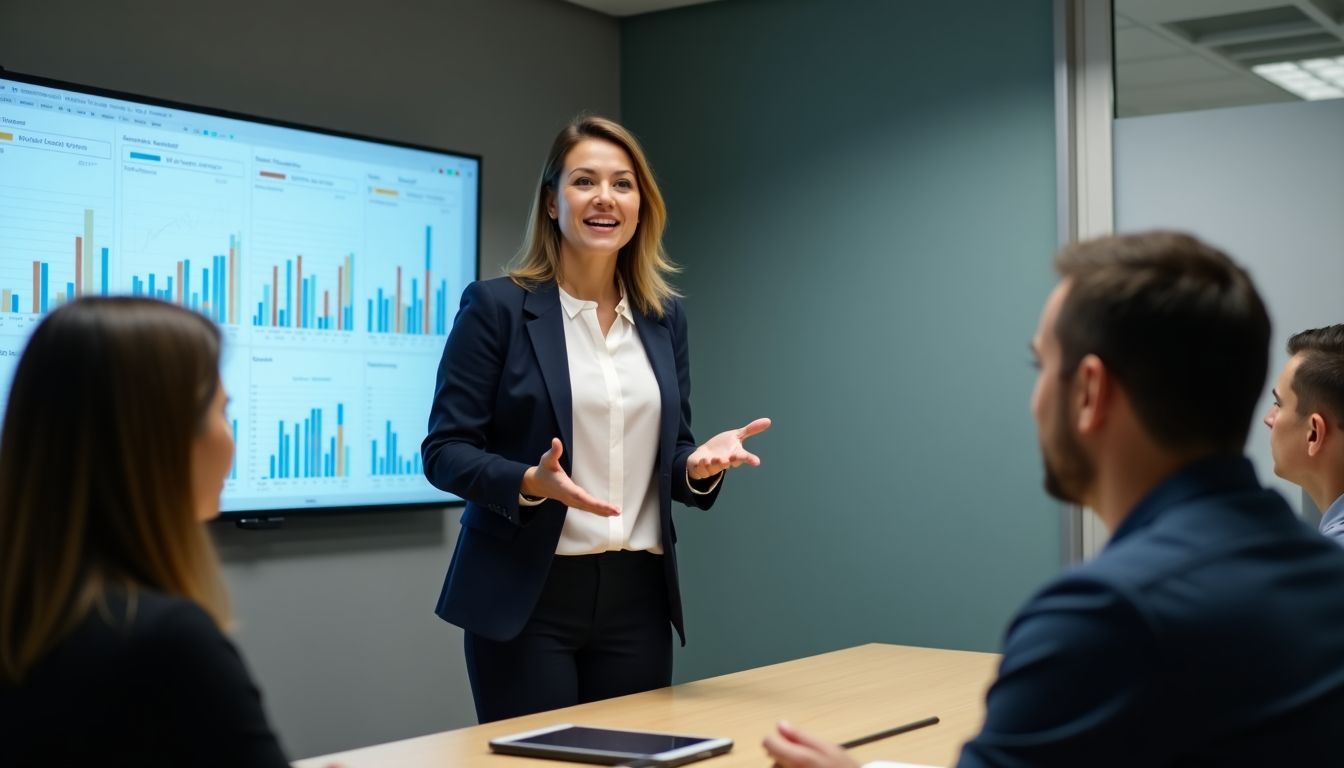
[
  {"xmin": 1287, "ymin": 325, "xmax": 1344, "ymax": 427},
  {"xmin": 1054, "ymin": 231, "xmax": 1270, "ymax": 454}
]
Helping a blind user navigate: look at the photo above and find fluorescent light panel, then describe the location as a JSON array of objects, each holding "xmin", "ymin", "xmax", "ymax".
[{"xmin": 1252, "ymin": 56, "xmax": 1344, "ymax": 101}]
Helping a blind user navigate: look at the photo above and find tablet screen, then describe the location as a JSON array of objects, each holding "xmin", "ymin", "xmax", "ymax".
[
  {"xmin": 490, "ymin": 724, "xmax": 733, "ymax": 764},
  {"xmin": 513, "ymin": 726, "xmax": 708, "ymax": 754}
]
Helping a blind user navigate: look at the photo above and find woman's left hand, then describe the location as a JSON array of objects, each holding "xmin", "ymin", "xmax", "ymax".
[{"xmin": 687, "ymin": 417, "xmax": 772, "ymax": 480}]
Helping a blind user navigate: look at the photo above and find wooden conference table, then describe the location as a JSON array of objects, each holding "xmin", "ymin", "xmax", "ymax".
[{"xmin": 294, "ymin": 643, "xmax": 1000, "ymax": 768}]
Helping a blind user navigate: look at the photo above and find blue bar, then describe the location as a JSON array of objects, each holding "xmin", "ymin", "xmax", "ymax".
[
  {"xmin": 371, "ymin": 441, "xmax": 377, "ymax": 475},
  {"xmin": 219, "ymin": 255, "xmax": 227, "ymax": 324},
  {"xmin": 411, "ymin": 279, "xmax": 419, "ymax": 335},
  {"xmin": 438, "ymin": 281, "xmax": 447, "ymax": 334},
  {"xmin": 270, "ymin": 455, "xmax": 275, "ymax": 478},
  {"xmin": 166, "ymin": 277, "xmax": 173, "ymax": 301},
  {"xmin": 212, "ymin": 256, "xmax": 221, "ymax": 323},
  {"xmin": 312, "ymin": 408, "xmax": 320, "ymax": 478},
  {"xmin": 286, "ymin": 260, "xmax": 293, "ymax": 328},
  {"xmin": 101, "ymin": 248, "xmax": 109, "ymax": 295},
  {"xmin": 202, "ymin": 267, "xmax": 209, "ymax": 314},
  {"xmin": 425, "ymin": 225, "xmax": 432, "ymax": 272},
  {"xmin": 293, "ymin": 424, "xmax": 300, "ymax": 478},
  {"xmin": 66, "ymin": 282, "xmax": 74, "ymax": 303},
  {"xmin": 312, "ymin": 409, "xmax": 319, "ymax": 478},
  {"xmin": 40, "ymin": 263, "xmax": 49, "ymax": 313},
  {"xmin": 9, "ymin": 295, "xmax": 16, "ymax": 312},
  {"xmin": 183, "ymin": 260, "xmax": 190, "ymax": 308},
  {"xmin": 129, "ymin": 151, "xmax": 161, "ymax": 161}
]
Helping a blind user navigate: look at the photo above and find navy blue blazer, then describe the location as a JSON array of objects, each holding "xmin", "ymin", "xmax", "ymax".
[
  {"xmin": 959, "ymin": 456, "xmax": 1344, "ymax": 767},
  {"xmin": 422, "ymin": 277, "xmax": 719, "ymax": 645}
]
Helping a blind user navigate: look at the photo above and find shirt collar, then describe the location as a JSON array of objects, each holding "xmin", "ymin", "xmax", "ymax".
[
  {"xmin": 1319, "ymin": 493, "xmax": 1344, "ymax": 536},
  {"xmin": 557, "ymin": 282, "xmax": 633, "ymax": 323},
  {"xmin": 1108, "ymin": 454, "xmax": 1261, "ymax": 547}
]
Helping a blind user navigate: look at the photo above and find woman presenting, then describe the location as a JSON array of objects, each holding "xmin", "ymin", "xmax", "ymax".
[{"xmin": 423, "ymin": 115, "xmax": 769, "ymax": 723}]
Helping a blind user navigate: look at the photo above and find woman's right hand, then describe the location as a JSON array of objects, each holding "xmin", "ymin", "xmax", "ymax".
[{"xmin": 520, "ymin": 438, "xmax": 621, "ymax": 517}]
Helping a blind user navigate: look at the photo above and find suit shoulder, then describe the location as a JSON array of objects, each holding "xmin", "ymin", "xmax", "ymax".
[
  {"xmin": 467, "ymin": 276, "xmax": 522, "ymax": 300},
  {"xmin": 659, "ymin": 295, "xmax": 687, "ymax": 328}
]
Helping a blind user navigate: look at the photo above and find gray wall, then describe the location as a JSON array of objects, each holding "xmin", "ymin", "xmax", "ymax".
[
  {"xmin": 1115, "ymin": 100, "xmax": 1344, "ymax": 516},
  {"xmin": 622, "ymin": 0, "xmax": 1063, "ymax": 682},
  {"xmin": 0, "ymin": 0, "xmax": 620, "ymax": 758}
]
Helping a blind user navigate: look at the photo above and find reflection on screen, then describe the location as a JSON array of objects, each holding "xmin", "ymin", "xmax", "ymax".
[
  {"xmin": 0, "ymin": 73, "xmax": 478, "ymax": 515},
  {"xmin": 521, "ymin": 726, "xmax": 708, "ymax": 755}
]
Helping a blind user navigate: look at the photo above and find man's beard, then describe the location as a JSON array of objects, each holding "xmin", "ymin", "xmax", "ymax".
[{"xmin": 1041, "ymin": 397, "xmax": 1094, "ymax": 504}]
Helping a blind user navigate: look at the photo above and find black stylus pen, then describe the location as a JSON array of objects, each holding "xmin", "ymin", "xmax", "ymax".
[{"xmin": 840, "ymin": 715, "xmax": 941, "ymax": 750}]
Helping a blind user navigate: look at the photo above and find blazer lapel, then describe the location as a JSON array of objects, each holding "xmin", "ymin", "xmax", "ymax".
[
  {"xmin": 524, "ymin": 284, "xmax": 573, "ymax": 463},
  {"xmin": 633, "ymin": 307, "xmax": 678, "ymax": 473}
]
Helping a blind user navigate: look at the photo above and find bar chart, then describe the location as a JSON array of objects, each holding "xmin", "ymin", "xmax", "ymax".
[
  {"xmin": 120, "ymin": 139, "xmax": 247, "ymax": 311},
  {"xmin": 251, "ymin": 252, "xmax": 354, "ymax": 331},
  {"xmin": 129, "ymin": 234, "xmax": 242, "ymax": 323},
  {"xmin": 0, "ymin": 191, "xmax": 111, "ymax": 315},
  {"xmin": 370, "ymin": 419, "xmax": 424, "ymax": 477},
  {"xmin": 264, "ymin": 402, "xmax": 351, "ymax": 480},
  {"xmin": 0, "ymin": 73, "xmax": 477, "ymax": 514},
  {"xmin": 367, "ymin": 225, "xmax": 448, "ymax": 335}
]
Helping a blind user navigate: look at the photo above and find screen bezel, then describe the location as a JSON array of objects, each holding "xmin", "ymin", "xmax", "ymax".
[
  {"xmin": 489, "ymin": 724, "xmax": 734, "ymax": 766},
  {"xmin": 0, "ymin": 65, "xmax": 479, "ymax": 520}
]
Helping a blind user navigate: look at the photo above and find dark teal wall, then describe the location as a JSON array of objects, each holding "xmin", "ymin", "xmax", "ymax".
[{"xmin": 622, "ymin": 0, "xmax": 1061, "ymax": 681}]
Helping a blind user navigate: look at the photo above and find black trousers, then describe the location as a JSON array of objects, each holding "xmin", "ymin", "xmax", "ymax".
[{"xmin": 464, "ymin": 549, "xmax": 673, "ymax": 723}]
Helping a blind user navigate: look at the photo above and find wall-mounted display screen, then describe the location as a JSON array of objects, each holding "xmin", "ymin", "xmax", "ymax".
[{"xmin": 0, "ymin": 70, "xmax": 477, "ymax": 516}]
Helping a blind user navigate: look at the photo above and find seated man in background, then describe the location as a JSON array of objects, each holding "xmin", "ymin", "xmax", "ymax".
[
  {"xmin": 765, "ymin": 232, "xmax": 1344, "ymax": 768},
  {"xmin": 1264, "ymin": 324, "xmax": 1344, "ymax": 542}
]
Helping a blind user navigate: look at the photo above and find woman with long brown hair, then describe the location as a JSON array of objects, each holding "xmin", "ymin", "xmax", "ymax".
[
  {"xmin": 0, "ymin": 297, "xmax": 290, "ymax": 767},
  {"xmin": 423, "ymin": 115, "xmax": 770, "ymax": 722}
]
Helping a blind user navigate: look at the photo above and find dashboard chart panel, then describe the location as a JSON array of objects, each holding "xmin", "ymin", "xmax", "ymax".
[{"xmin": 0, "ymin": 71, "xmax": 477, "ymax": 516}]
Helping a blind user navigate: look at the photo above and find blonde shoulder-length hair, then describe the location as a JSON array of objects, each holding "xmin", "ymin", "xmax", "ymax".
[
  {"xmin": 508, "ymin": 115, "xmax": 679, "ymax": 318},
  {"xmin": 0, "ymin": 297, "xmax": 230, "ymax": 684}
]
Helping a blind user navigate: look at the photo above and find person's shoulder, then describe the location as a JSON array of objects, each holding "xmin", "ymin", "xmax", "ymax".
[
  {"xmin": 112, "ymin": 589, "xmax": 224, "ymax": 648},
  {"xmin": 654, "ymin": 294, "xmax": 687, "ymax": 329},
  {"xmin": 1102, "ymin": 486, "xmax": 1330, "ymax": 586},
  {"xmin": 471, "ymin": 275, "xmax": 531, "ymax": 302},
  {"xmin": 462, "ymin": 276, "xmax": 544, "ymax": 320}
]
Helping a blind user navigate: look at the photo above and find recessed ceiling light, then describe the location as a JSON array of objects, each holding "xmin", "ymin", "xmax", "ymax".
[{"xmin": 1252, "ymin": 60, "xmax": 1344, "ymax": 101}]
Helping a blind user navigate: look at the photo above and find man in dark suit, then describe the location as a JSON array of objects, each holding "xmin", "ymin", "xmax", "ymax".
[{"xmin": 765, "ymin": 231, "xmax": 1344, "ymax": 768}]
